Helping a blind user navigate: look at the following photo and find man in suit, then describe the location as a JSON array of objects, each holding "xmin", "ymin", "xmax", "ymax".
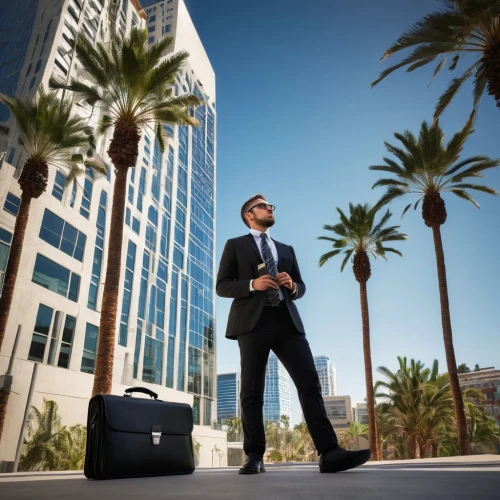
[{"xmin": 216, "ymin": 194, "xmax": 371, "ymax": 474}]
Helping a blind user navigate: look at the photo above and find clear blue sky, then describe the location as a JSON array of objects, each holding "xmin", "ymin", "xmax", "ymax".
[{"xmin": 145, "ymin": 0, "xmax": 500, "ymax": 425}]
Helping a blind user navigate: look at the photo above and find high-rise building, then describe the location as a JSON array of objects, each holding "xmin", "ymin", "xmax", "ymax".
[
  {"xmin": 217, "ymin": 372, "xmax": 240, "ymax": 424},
  {"xmin": 314, "ymin": 355, "xmax": 337, "ymax": 397},
  {"xmin": 0, "ymin": 0, "xmax": 219, "ymax": 465},
  {"xmin": 264, "ymin": 353, "xmax": 292, "ymax": 423}
]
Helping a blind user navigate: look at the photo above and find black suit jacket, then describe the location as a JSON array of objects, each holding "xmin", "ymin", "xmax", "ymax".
[{"xmin": 216, "ymin": 234, "xmax": 306, "ymax": 339}]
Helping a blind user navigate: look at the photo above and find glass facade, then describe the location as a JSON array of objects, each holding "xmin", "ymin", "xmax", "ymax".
[
  {"xmin": 264, "ymin": 354, "xmax": 292, "ymax": 423},
  {"xmin": 39, "ymin": 209, "xmax": 87, "ymax": 262},
  {"xmin": 313, "ymin": 355, "xmax": 337, "ymax": 397},
  {"xmin": 217, "ymin": 373, "xmax": 239, "ymax": 424},
  {"xmin": 88, "ymin": 191, "xmax": 108, "ymax": 310},
  {"xmin": 32, "ymin": 254, "xmax": 80, "ymax": 302},
  {"xmin": 3, "ymin": 193, "xmax": 21, "ymax": 217},
  {"xmin": 0, "ymin": 0, "xmax": 39, "ymax": 120},
  {"xmin": 28, "ymin": 304, "xmax": 76, "ymax": 368}
]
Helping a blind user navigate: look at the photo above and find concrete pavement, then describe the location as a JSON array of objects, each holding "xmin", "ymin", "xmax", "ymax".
[{"xmin": 1, "ymin": 455, "xmax": 499, "ymax": 499}]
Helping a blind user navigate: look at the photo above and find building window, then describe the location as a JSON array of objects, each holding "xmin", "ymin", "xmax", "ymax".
[
  {"xmin": 35, "ymin": 58, "xmax": 42, "ymax": 74},
  {"xmin": 6, "ymin": 148, "xmax": 16, "ymax": 165},
  {"xmin": 125, "ymin": 207, "xmax": 131, "ymax": 226},
  {"xmin": 81, "ymin": 323, "xmax": 99, "ymax": 374},
  {"xmin": 28, "ymin": 304, "xmax": 53, "ymax": 362},
  {"xmin": 164, "ymin": 24, "xmax": 171, "ymax": 33},
  {"xmin": 119, "ymin": 241, "xmax": 136, "ymax": 347},
  {"xmin": 26, "ymin": 63, "xmax": 32, "ymax": 77},
  {"xmin": 145, "ymin": 206, "xmax": 158, "ymax": 252},
  {"xmin": 39, "ymin": 209, "xmax": 87, "ymax": 262},
  {"xmin": 3, "ymin": 193, "xmax": 21, "ymax": 216},
  {"xmin": 128, "ymin": 184, "xmax": 134, "ymax": 204},
  {"xmin": 57, "ymin": 314, "xmax": 76, "ymax": 368},
  {"xmin": 149, "ymin": 14, "xmax": 156, "ymax": 22},
  {"xmin": 0, "ymin": 228, "xmax": 12, "ymax": 295},
  {"xmin": 80, "ymin": 169, "xmax": 94, "ymax": 219},
  {"xmin": 142, "ymin": 329, "xmax": 163, "ymax": 385},
  {"xmin": 132, "ymin": 217, "xmax": 140, "ymax": 234},
  {"xmin": 70, "ymin": 180, "xmax": 77, "ymax": 208},
  {"xmin": 148, "ymin": 25, "xmax": 155, "ymax": 33},
  {"xmin": 137, "ymin": 167, "xmax": 147, "ymax": 212},
  {"xmin": 148, "ymin": 36, "xmax": 155, "ymax": 44},
  {"xmin": 88, "ymin": 191, "xmax": 107, "ymax": 310},
  {"xmin": 29, "ymin": 77, "xmax": 36, "ymax": 90},
  {"xmin": 52, "ymin": 171, "xmax": 66, "ymax": 201},
  {"xmin": 173, "ymin": 247, "xmax": 184, "ymax": 269},
  {"xmin": 32, "ymin": 254, "xmax": 81, "ymax": 302}
]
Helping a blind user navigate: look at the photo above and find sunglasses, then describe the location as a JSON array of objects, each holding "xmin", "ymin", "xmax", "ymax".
[{"xmin": 247, "ymin": 203, "xmax": 276, "ymax": 212}]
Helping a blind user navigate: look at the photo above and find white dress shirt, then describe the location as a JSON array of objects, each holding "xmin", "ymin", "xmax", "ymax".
[{"xmin": 249, "ymin": 228, "xmax": 285, "ymax": 300}]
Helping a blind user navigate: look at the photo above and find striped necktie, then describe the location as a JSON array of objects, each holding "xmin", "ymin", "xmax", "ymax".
[{"xmin": 261, "ymin": 233, "xmax": 281, "ymax": 306}]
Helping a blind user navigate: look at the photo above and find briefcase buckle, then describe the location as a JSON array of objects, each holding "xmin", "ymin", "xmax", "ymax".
[{"xmin": 151, "ymin": 426, "xmax": 162, "ymax": 446}]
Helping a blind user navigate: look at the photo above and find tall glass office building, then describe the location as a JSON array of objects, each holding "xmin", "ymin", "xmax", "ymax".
[
  {"xmin": 217, "ymin": 373, "xmax": 240, "ymax": 424},
  {"xmin": 0, "ymin": 0, "xmax": 217, "ymax": 464},
  {"xmin": 314, "ymin": 355, "xmax": 337, "ymax": 397},
  {"xmin": 0, "ymin": 1, "xmax": 40, "ymax": 121},
  {"xmin": 263, "ymin": 354, "xmax": 292, "ymax": 423}
]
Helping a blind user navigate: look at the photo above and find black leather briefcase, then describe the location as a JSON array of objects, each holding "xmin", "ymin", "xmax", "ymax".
[{"xmin": 84, "ymin": 387, "xmax": 195, "ymax": 479}]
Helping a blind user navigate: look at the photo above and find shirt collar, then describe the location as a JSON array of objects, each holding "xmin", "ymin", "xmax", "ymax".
[{"xmin": 250, "ymin": 228, "xmax": 270, "ymax": 238}]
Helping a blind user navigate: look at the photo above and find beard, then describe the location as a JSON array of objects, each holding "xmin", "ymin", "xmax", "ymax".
[{"xmin": 254, "ymin": 214, "xmax": 275, "ymax": 228}]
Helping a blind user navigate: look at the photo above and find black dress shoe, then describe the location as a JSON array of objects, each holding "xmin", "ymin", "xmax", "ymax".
[
  {"xmin": 319, "ymin": 445, "xmax": 371, "ymax": 473},
  {"xmin": 238, "ymin": 454, "xmax": 265, "ymax": 474}
]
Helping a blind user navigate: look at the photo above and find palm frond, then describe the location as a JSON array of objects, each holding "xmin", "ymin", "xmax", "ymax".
[
  {"xmin": 450, "ymin": 189, "xmax": 480, "ymax": 207},
  {"xmin": 318, "ymin": 249, "xmax": 342, "ymax": 267}
]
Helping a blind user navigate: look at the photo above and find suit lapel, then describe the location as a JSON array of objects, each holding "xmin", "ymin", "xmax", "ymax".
[
  {"xmin": 245, "ymin": 234, "xmax": 263, "ymax": 262},
  {"xmin": 273, "ymin": 239, "xmax": 284, "ymax": 272}
]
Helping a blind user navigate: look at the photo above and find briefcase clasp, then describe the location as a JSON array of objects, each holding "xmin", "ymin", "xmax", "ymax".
[{"xmin": 151, "ymin": 426, "xmax": 162, "ymax": 446}]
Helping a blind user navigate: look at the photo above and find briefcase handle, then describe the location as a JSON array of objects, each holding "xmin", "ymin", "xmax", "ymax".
[{"xmin": 124, "ymin": 386, "xmax": 159, "ymax": 400}]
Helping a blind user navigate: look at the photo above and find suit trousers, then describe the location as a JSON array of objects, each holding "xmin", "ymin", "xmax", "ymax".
[{"xmin": 237, "ymin": 304, "xmax": 338, "ymax": 457}]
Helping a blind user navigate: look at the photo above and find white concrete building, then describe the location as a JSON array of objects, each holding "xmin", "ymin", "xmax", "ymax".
[{"xmin": 0, "ymin": 0, "xmax": 223, "ymax": 468}]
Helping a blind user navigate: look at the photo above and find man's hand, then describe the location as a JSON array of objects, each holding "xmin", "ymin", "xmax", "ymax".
[
  {"xmin": 252, "ymin": 275, "xmax": 279, "ymax": 291},
  {"xmin": 277, "ymin": 272, "xmax": 294, "ymax": 291}
]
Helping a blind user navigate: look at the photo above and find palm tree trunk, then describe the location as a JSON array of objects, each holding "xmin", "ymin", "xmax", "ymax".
[
  {"xmin": 359, "ymin": 280, "xmax": 381, "ymax": 461},
  {"xmin": 0, "ymin": 392, "xmax": 9, "ymax": 439},
  {"xmin": 0, "ymin": 194, "xmax": 32, "ymax": 354},
  {"xmin": 91, "ymin": 168, "xmax": 128, "ymax": 396},
  {"xmin": 431, "ymin": 225, "xmax": 471, "ymax": 456}
]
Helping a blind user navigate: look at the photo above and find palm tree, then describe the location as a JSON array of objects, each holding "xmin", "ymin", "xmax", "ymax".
[
  {"xmin": 19, "ymin": 399, "xmax": 68, "ymax": 471},
  {"xmin": 0, "ymin": 90, "xmax": 99, "ymax": 442},
  {"xmin": 346, "ymin": 421, "xmax": 369, "ymax": 450},
  {"xmin": 371, "ymin": 0, "xmax": 500, "ymax": 120},
  {"xmin": 226, "ymin": 416, "xmax": 243, "ymax": 442},
  {"xmin": 294, "ymin": 422, "xmax": 316, "ymax": 461},
  {"xmin": 0, "ymin": 90, "xmax": 98, "ymax": 353},
  {"xmin": 465, "ymin": 401, "xmax": 500, "ymax": 453},
  {"xmin": 370, "ymin": 118, "xmax": 500, "ymax": 455},
  {"xmin": 318, "ymin": 204, "xmax": 407, "ymax": 461},
  {"xmin": 50, "ymin": 28, "xmax": 201, "ymax": 396},
  {"xmin": 376, "ymin": 357, "xmax": 455, "ymax": 458}
]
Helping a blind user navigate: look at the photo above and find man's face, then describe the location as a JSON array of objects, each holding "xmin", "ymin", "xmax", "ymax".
[{"xmin": 247, "ymin": 198, "xmax": 275, "ymax": 228}]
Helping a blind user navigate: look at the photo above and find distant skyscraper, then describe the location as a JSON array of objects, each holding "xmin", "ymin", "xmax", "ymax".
[
  {"xmin": 217, "ymin": 373, "xmax": 240, "ymax": 424},
  {"xmin": 314, "ymin": 356, "xmax": 337, "ymax": 397},
  {"xmin": 264, "ymin": 354, "xmax": 292, "ymax": 423}
]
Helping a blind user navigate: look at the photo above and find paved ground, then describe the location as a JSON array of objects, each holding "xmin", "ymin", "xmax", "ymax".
[{"xmin": 1, "ymin": 456, "xmax": 499, "ymax": 500}]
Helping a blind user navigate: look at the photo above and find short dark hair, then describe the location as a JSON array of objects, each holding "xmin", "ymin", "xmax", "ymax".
[{"xmin": 241, "ymin": 193, "xmax": 266, "ymax": 228}]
